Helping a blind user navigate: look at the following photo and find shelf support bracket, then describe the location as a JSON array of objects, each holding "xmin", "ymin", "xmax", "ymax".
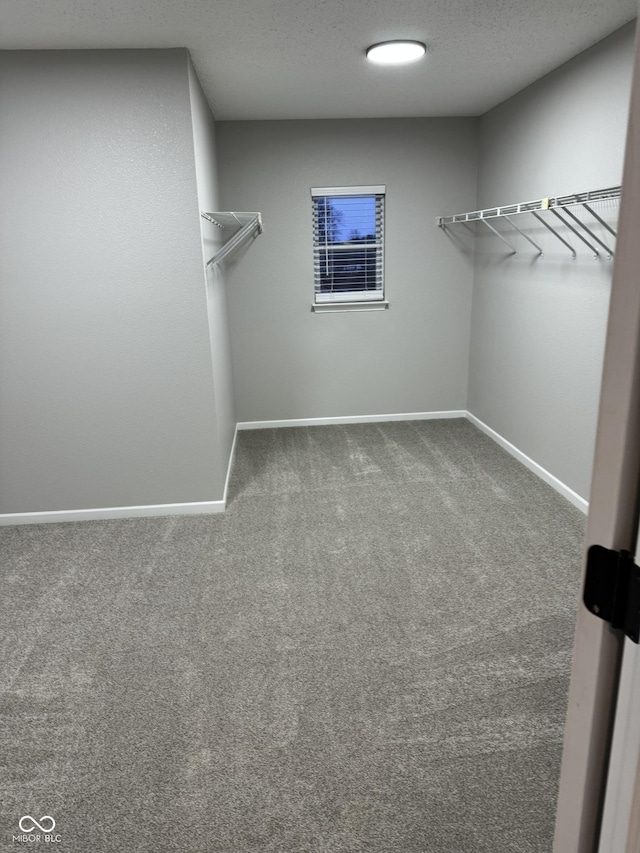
[
  {"xmin": 562, "ymin": 208, "xmax": 613, "ymax": 259},
  {"xmin": 551, "ymin": 209, "xmax": 599, "ymax": 258},
  {"xmin": 503, "ymin": 215, "xmax": 543, "ymax": 256},
  {"xmin": 480, "ymin": 218, "xmax": 517, "ymax": 254},
  {"xmin": 582, "ymin": 203, "xmax": 618, "ymax": 239},
  {"xmin": 531, "ymin": 211, "xmax": 576, "ymax": 258}
]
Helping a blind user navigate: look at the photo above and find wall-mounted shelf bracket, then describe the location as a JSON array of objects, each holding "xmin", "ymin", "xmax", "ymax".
[
  {"xmin": 583, "ymin": 203, "xmax": 617, "ymax": 238},
  {"xmin": 550, "ymin": 209, "xmax": 598, "ymax": 258},
  {"xmin": 201, "ymin": 211, "xmax": 262, "ymax": 268},
  {"xmin": 531, "ymin": 211, "xmax": 576, "ymax": 258},
  {"xmin": 564, "ymin": 208, "xmax": 614, "ymax": 258},
  {"xmin": 504, "ymin": 215, "xmax": 543, "ymax": 257},
  {"xmin": 481, "ymin": 218, "xmax": 517, "ymax": 254}
]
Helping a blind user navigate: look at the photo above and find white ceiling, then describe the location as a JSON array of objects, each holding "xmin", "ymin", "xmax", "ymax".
[{"xmin": 1, "ymin": 0, "xmax": 636, "ymax": 120}]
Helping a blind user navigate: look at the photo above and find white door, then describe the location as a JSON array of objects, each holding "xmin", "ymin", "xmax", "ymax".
[{"xmin": 552, "ymin": 20, "xmax": 640, "ymax": 853}]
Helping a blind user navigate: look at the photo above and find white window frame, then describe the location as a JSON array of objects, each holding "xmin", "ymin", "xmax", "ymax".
[{"xmin": 311, "ymin": 185, "xmax": 388, "ymax": 312}]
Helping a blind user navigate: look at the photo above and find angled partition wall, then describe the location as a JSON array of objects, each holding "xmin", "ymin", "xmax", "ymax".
[{"xmin": 0, "ymin": 50, "xmax": 240, "ymax": 524}]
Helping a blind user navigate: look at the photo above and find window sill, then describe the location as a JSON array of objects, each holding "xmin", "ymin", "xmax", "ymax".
[{"xmin": 311, "ymin": 300, "xmax": 389, "ymax": 313}]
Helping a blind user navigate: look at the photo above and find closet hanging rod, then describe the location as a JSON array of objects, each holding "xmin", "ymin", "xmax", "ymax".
[
  {"xmin": 436, "ymin": 185, "xmax": 621, "ymax": 227},
  {"xmin": 201, "ymin": 211, "xmax": 263, "ymax": 268}
]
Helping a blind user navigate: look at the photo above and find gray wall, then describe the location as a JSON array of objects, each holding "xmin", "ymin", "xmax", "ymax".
[
  {"xmin": 3, "ymin": 33, "xmax": 629, "ymax": 514},
  {"xmin": 188, "ymin": 58, "xmax": 236, "ymax": 488},
  {"xmin": 216, "ymin": 118, "xmax": 478, "ymax": 422},
  {"xmin": 468, "ymin": 23, "xmax": 635, "ymax": 500},
  {"xmin": 0, "ymin": 49, "xmax": 224, "ymax": 513}
]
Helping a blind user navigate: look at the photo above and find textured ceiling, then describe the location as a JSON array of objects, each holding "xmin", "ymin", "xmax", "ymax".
[{"xmin": 1, "ymin": 0, "xmax": 636, "ymax": 120}]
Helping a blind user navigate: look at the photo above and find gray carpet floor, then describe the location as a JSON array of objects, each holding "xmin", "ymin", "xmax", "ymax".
[{"xmin": 0, "ymin": 418, "xmax": 585, "ymax": 852}]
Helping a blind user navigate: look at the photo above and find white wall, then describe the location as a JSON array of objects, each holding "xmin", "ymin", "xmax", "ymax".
[
  {"xmin": 215, "ymin": 118, "xmax": 478, "ymax": 423},
  {"xmin": 188, "ymin": 58, "xmax": 237, "ymax": 492},
  {"xmin": 468, "ymin": 23, "xmax": 635, "ymax": 501},
  {"xmin": 0, "ymin": 49, "xmax": 225, "ymax": 515}
]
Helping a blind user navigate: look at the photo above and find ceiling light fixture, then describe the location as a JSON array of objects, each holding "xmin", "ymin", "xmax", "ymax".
[{"xmin": 365, "ymin": 40, "xmax": 426, "ymax": 65}]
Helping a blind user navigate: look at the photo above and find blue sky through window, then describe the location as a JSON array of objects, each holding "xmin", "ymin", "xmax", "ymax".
[{"xmin": 329, "ymin": 196, "xmax": 376, "ymax": 242}]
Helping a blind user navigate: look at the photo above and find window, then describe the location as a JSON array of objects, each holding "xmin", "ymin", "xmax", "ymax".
[{"xmin": 311, "ymin": 185, "xmax": 386, "ymax": 308}]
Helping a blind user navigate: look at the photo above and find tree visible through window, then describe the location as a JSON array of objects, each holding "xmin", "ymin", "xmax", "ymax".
[{"xmin": 311, "ymin": 186, "xmax": 385, "ymax": 304}]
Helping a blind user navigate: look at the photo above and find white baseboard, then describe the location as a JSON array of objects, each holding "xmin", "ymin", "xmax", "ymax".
[
  {"xmin": 237, "ymin": 410, "xmax": 467, "ymax": 430},
  {"xmin": 465, "ymin": 412, "xmax": 589, "ymax": 514},
  {"xmin": 1, "ymin": 425, "xmax": 240, "ymax": 526},
  {"xmin": 0, "ymin": 500, "xmax": 225, "ymax": 526},
  {"xmin": 0, "ymin": 410, "xmax": 587, "ymax": 524}
]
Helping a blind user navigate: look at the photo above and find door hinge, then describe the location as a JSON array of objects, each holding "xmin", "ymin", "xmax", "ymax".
[{"xmin": 584, "ymin": 545, "xmax": 640, "ymax": 643}]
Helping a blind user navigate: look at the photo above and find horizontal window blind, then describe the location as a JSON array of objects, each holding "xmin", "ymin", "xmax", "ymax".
[{"xmin": 312, "ymin": 188, "xmax": 385, "ymax": 303}]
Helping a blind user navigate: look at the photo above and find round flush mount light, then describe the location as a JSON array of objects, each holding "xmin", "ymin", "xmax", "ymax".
[{"xmin": 366, "ymin": 40, "xmax": 427, "ymax": 65}]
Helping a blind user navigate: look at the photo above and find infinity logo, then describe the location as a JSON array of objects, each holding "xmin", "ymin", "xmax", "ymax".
[{"xmin": 19, "ymin": 816, "xmax": 56, "ymax": 833}]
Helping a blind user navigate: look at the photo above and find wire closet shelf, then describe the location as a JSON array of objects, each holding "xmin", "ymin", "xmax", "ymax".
[
  {"xmin": 201, "ymin": 211, "xmax": 262, "ymax": 268},
  {"xmin": 436, "ymin": 185, "xmax": 621, "ymax": 259}
]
